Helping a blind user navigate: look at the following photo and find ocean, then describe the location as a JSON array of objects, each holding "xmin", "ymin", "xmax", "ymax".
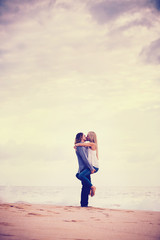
[{"xmin": 0, "ymin": 185, "xmax": 159, "ymax": 212}]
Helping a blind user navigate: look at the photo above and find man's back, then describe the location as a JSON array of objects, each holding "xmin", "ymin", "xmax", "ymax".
[{"xmin": 76, "ymin": 146, "xmax": 93, "ymax": 173}]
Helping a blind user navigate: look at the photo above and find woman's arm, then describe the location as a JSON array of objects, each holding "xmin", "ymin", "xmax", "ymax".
[{"xmin": 75, "ymin": 142, "xmax": 95, "ymax": 147}]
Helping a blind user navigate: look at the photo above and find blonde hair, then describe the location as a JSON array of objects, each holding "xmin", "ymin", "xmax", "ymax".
[{"xmin": 88, "ymin": 131, "xmax": 99, "ymax": 159}]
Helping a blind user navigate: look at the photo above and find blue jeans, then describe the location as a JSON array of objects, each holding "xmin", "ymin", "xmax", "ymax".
[
  {"xmin": 76, "ymin": 167, "xmax": 99, "ymax": 188},
  {"xmin": 80, "ymin": 174, "xmax": 91, "ymax": 207}
]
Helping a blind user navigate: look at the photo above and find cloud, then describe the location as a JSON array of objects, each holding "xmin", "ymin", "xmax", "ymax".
[
  {"xmin": 88, "ymin": 0, "xmax": 160, "ymax": 26},
  {"xmin": 150, "ymin": 0, "xmax": 160, "ymax": 11},
  {"xmin": 0, "ymin": 0, "xmax": 94, "ymax": 78},
  {"xmin": 88, "ymin": 0, "xmax": 140, "ymax": 23},
  {"xmin": 0, "ymin": 0, "xmax": 56, "ymax": 25},
  {"xmin": 140, "ymin": 38, "xmax": 160, "ymax": 64}
]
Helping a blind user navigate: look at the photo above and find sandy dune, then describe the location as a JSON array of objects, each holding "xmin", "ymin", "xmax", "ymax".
[{"xmin": 0, "ymin": 203, "xmax": 160, "ymax": 240}]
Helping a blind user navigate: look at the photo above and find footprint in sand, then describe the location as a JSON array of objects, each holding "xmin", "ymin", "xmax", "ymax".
[
  {"xmin": 90, "ymin": 217, "xmax": 101, "ymax": 221},
  {"xmin": 63, "ymin": 220, "xmax": 82, "ymax": 222},
  {"xmin": 15, "ymin": 206, "xmax": 25, "ymax": 210},
  {"xmin": 0, "ymin": 222, "xmax": 13, "ymax": 226},
  {"xmin": 0, "ymin": 233, "xmax": 14, "ymax": 237},
  {"xmin": 0, "ymin": 204, "xmax": 12, "ymax": 209},
  {"xmin": 27, "ymin": 213, "xmax": 43, "ymax": 216}
]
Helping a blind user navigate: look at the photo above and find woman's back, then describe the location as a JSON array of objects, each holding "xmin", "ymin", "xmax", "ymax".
[{"xmin": 88, "ymin": 148, "xmax": 99, "ymax": 168}]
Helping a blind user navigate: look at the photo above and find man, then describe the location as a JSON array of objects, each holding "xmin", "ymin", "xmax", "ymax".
[{"xmin": 75, "ymin": 132, "xmax": 94, "ymax": 207}]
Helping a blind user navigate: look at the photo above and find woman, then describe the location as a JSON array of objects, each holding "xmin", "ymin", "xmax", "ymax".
[{"xmin": 75, "ymin": 131, "xmax": 99, "ymax": 197}]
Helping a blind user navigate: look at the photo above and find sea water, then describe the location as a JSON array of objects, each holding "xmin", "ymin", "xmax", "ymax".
[{"xmin": 0, "ymin": 185, "xmax": 159, "ymax": 212}]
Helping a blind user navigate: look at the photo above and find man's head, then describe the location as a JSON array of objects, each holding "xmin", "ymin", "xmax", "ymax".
[{"xmin": 75, "ymin": 132, "xmax": 86, "ymax": 144}]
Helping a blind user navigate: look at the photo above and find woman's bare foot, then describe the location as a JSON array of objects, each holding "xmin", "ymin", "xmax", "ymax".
[{"xmin": 90, "ymin": 186, "xmax": 96, "ymax": 197}]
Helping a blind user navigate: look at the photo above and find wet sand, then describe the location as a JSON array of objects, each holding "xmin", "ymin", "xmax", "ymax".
[{"xmin": 0, "ymin": 203, "xmax": 160, "ymax": 240}]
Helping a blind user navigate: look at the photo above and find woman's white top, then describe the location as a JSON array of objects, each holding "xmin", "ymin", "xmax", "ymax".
[{"xmin": 88, "ymin": 148, "xmax": 99, "ymax": 168}]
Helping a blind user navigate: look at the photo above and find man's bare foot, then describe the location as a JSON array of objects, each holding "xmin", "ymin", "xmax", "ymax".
[{"xmin": 90, "ymin": 186, "xmax": 96, "ymax": 197}]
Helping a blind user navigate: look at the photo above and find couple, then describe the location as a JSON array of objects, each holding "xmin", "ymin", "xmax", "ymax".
[{"xmin": 74, "ymin": 131, "xmax": 99, "ymax": 207}]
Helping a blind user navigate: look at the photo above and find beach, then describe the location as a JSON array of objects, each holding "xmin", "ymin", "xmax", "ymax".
[{"xmin": 0, "ymin": 203, "xmax": 160, "ymax": 240}]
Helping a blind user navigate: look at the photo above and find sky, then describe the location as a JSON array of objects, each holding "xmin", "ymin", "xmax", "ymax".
[{"xmin": 0, "ymin": 0, "xmax": 160, "ymax": 187}]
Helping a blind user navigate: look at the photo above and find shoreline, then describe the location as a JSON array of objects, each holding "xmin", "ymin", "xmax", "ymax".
[
  {"xmin": 1, "ymin": 185, "xmax": 160, "ymax": 212},
  {"xmin": 0, "ymin": 203, "xmax": 160, "ymax": 240},
  {"xmin": 1, "ymin": 200, "xmax": 160, "ymax": 213}
]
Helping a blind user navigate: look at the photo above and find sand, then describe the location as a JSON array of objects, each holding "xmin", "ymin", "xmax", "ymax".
[{"xmin": 0, "ymin": 203, "xmax": 160, "ymax": 240}]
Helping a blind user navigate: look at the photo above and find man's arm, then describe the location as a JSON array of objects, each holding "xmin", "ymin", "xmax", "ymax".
[{"xmin": 77, "ymin": 146, "xmax": 94, "ymax": 172}]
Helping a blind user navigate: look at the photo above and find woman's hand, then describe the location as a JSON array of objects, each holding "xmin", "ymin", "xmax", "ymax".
[{"xmin": 91, "ymin": 169, "xmax": 96, "ymax": 174}]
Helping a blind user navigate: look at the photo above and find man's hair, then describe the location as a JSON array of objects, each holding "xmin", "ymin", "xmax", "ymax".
[{"xmin": 75, "ymin": 132, "xmax": 83, "ymax": 144}]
